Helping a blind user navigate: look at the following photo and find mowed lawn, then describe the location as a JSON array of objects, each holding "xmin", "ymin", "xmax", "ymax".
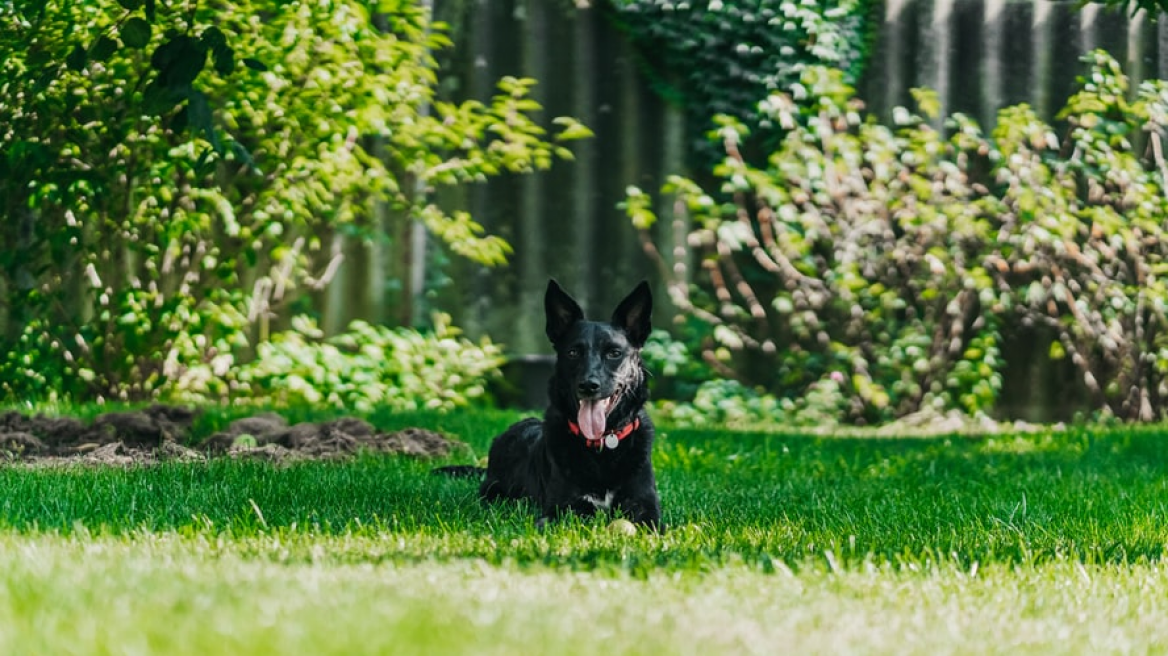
[{"xmin": 1, "ymin": 408, "xmax": 1168, "ymax": 654}]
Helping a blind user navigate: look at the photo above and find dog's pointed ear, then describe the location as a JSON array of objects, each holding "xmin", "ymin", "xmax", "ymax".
[
  {"xmin": 612, "ymin": 281, "xmax": 652, "ymax": 347},
  {"xmin": 545, "ymin": 279, "xmax": 584, "ymax": 345}
]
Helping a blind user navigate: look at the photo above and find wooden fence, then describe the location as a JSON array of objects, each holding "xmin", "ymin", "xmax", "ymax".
[
  {"xmin": 867, "ymin": 0, "xmax": 1168, "ymax": 126},
  {"xmin": 317, "ymin": 0, "xmax": 1165, "ymax": 416}
]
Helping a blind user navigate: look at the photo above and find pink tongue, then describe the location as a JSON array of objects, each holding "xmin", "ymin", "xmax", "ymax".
[{"xmin": 577, "ymin": 398, "xmax": 608, "ymax": 440}]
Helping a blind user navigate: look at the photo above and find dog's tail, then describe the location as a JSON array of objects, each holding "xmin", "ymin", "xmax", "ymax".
[{"xmin": 431, "ymin": 465, "xmax": 487, "ymax": 478}]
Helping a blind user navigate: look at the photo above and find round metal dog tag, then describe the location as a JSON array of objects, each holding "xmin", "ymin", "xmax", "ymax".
[{"xmin": 604, "ymin": 434, "xmax": 619, "ymax": 449}]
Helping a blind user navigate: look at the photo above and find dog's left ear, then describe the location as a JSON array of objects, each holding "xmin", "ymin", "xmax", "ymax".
[{"xmin": 612, "ymin": 281, "xmax": 652, "ymax": 347}]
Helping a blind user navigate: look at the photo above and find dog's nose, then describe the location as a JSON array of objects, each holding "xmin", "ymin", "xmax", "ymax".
[{"xmin": 578, "ymin": 380, "xmax": 601, "ymax": 397}]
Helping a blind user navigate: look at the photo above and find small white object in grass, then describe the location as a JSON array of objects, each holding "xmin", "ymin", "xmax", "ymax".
[
  {"xmin": 232, "ymin": 434, "xmax": 258, "ymax": 449},
  {"xmin": 608, "ymin": 519, "xmax": 637, "ymax": 535}
]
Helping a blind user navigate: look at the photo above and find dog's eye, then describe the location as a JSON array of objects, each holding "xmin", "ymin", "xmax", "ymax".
[
  {"xmin": 606, "ymin": 348, "xmax": 623, "ymax": 359},
  {"xmin": 566, "ymin": 347, "xmax": 581, "ymax": 359}
]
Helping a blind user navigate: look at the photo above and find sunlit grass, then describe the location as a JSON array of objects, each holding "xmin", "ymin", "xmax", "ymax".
[
  {"xmin": 2, "ymin": 407, "xmax": 1168, "ymax": 652},
  {"xmin": 1, "ymin": 532, "xmax": 1167, "ymax": 655}
]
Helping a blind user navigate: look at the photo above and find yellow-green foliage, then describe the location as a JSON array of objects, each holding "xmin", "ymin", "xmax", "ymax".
[
  {"xmin": 0, "ymin": 0, "xmax": 588, "ymax": 404},
  {"xmin": 176, "ymin": 315, "xmax": 506, "ymax": 412},
  {"xmin": 630, "ymin": 52, "xmax": 1168, "ymax": 423}
]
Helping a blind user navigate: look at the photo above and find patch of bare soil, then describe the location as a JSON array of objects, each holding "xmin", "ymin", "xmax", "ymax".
[{"xmin": 0, "ymin": 405, "xmax": 466, "ymax": 466}]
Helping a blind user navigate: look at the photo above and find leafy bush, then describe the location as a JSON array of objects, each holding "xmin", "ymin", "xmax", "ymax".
[
  {"xmin": 653, "ymin": 378, "xmax": 785, "ymax": 429},
  {"xmin": 605, "ymin": 0, "xmax": 874, "ymax": 164},
  {"xmin": 162, "ymin": 314, "xmax": 503, "ymax": 413},
  {"xmin": 628, "ymin": 51, "xmax": 1168, "ymax": 423},
  {"xmin": 641, "ymin": 328, "xmax": 718, "ymax": 400},
  {"xmin": 0, "ymin": 0, "xmax": 587, "ymax": 404},
  {"xmin": 645, "ymin": 330, "xmax": 846, "ymax": 428}
]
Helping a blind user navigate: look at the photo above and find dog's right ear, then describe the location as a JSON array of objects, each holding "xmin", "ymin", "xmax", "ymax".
[{"xmin": 545, "ymin": 279, "xmax": 584, "ymax": 345}]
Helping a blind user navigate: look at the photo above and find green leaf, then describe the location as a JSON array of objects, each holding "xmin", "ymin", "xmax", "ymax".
[
  {"xmin": 169, "ymin": 105, "xmax": 188, "ymax": 132},
  {"xmin": 186, "ymin": 90, "xmax": 220, "ymax": 151},
  {"xmin": 194, "ymin": 147, "xmax": 215, "ymax": 177},
  {"xmin": 212, "ymin": 45, "xmax": 235, "ymax": 76},
  {"xmin": 1049, "ymin": 340, "xmax": 1066, "ymax": 361},
  {"xmin": 65, "ymin": 44, "xmax": 87, "ymax": 71},
  {"xmin": 228, "ymin": 140, "xmax": 259, "ymax": 173},
  {"xmin": 121, "ymin": 17, "xmax": 152, "ymax": 49},
  {"xmin": 150, "ymin": 36, "xmax": 178, "ymax": 70},
  {"xmin": 910, "ymin": 88, "xmax": 940, "ymax": 120},
  {"xmin": 552, "ymin": 117, "xmax": 594, "ymax": 141},
  {"xmin": 142, "ymin": 79, "xmax": 183, "ymax": 115},
  {"xmin": 153, "ymin": 35, "xmax": 207, "ymax": 86},
  {"xmin": 26, "ymin": 46, "xmax": 51, "ymax": 68},
  {"xmin": 201, "ymin": 27, "xmax": 227, "ymax": 50},
  {"xmin": 91, "ymin": 35, "xmax": 118, "ymax": 62}
]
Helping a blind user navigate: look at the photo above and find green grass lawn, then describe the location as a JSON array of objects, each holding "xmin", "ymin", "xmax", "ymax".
[{"xmin": 2, "ymin": 408, "xmax": 1168, "ymax": 653}]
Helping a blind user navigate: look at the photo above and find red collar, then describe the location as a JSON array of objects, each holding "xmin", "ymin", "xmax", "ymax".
[{"xmin": 568, "ymin": 417, "xmax": 641, "ymax": 450}]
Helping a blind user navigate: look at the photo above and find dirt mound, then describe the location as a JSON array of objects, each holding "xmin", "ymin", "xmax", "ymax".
[
  {"xmin": 0, "ymin": 404, "xmax": 193, "ymax": 458},
  {"xmin": 0, "ymin": 405, "xmax": 466, "ymax": 466},
  {"xmin": 202, "ymin": 415, "xmax": 464, "ymax": 462}
]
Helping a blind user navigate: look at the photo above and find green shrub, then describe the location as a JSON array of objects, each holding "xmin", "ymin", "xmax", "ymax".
[
  {"xmin": 644, "ymin": 331, "xmax": 848, "ymax": 428},
  {"xmin": 628, "ymin": 51, "xmax": 1168, "ymax": 423},
  {"xmin": 641, "ymin": 328, "xmax": 718, "ymax": 400},
  {"xmin": 162, "ymin": 314, "xmax": 503, "ymax": 412},
  {"xmin": 0, "ymin": 0, "xmax": 587, "ymax": 404},
  {"xmin": 653, "ymin": 378, "xmax": 785, "ymax": 428}
]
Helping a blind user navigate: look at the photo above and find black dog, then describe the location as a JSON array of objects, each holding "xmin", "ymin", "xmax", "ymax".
[{"xmin": 436, "ymin": 280, "xmax": 660, "ymax": 529}]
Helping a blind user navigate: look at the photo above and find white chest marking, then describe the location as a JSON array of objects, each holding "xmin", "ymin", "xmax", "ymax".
[{"xmin": 582, "ymin": 491, "xmax": 615, "ymax": 510}]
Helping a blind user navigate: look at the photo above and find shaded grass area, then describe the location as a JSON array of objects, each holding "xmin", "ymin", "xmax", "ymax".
[{"xmin": 1, "ymin": 408, "xmax": 1167, "ymax": 570}]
